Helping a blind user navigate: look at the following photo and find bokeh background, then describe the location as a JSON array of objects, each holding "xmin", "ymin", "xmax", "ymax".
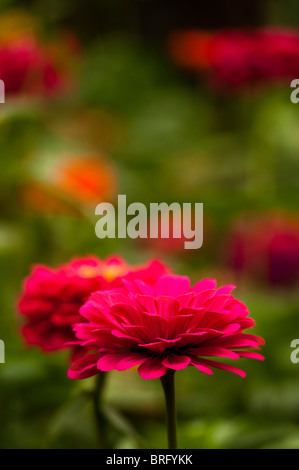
[{"xmin": 1, "ymin": 0, "xmax": 299, "ymax": 449}]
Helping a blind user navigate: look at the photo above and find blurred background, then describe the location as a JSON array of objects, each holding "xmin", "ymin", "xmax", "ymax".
[{"xmin": 1, "ymin": 0, "xmax": 299, "ymax": 449}]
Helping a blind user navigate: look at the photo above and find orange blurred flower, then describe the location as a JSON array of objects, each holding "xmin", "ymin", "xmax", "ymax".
[
  {"xmin": 55, "ymin": 156, "xmax": 116, "ymax": 205},
  {"xmin": 22, "ymin": 154, "xmax": 117, "ymax": 213}
]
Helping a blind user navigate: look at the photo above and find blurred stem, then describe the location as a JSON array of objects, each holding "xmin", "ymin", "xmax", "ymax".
[
  {"xmin": 93, "ymin": 372, "xmax": 109, "ymax": 449},
  {"xmin": 160, "ymin": 370, "xmax": 177, "ymax": 449}
]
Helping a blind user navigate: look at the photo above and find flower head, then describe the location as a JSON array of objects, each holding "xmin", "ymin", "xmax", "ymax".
[
  {"xmin": 68, "ymin": 275, "xmax": 264, "ymax": 380},
  {"xmin": 18, "ymin": 256, "xmax": 169, "ymax": 353}
]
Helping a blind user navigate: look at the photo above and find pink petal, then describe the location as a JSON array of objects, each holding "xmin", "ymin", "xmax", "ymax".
[
  {"xmin": 131, "ymin": 259, "xmax": 170, "ymax": 284},
  {"xmin": 215, "ymin": 284, "xmax": 236, "ymax": 295},
  {"xmin": 176, "ymin": 292, "xmax": 197, "ymax": 309},
  {"xmin": 199, "ymin": 358, "xmax": 247, "ymax": 377},
  {"xmin": 133, "ymin": 280, "xmax": 155, "ymax": 296},
  {"xmin": 110, "ymin": 303, "xmax": 141, "ymax": 323},
  {"xmin": 208, "ymin": 333, "xmax": 265, "ymax": 349},
  {"xmin": 155, "ymin": 275, "xmax": 190, "ymax": 296},
  {"xmin": 192, "ymin": 279, "xmax": 217, "ymax": 293},
  {"xmin": 135, "ymin": 295, "xmax": 158, "ymax": 315},
  {"xmin": 167, "ymin": 314, "xmax": 194, "ymax": 337},
  {"xmin": 176, "ymin": 331, "xmax": 211, "ymax": 348},
  {"xmin": 97, "ymin": 353, "xmax": 126, "ymax": 371},
  {"xmin": 221, "ymin": 323, "xmax": 241, "ymax": 333},
  {"xmin": 236, "ymin": 351, "xmax": 264, "ymax": 360},
  {"xmin": 138, "ymin": 357, "xmax": 168, "ymax": 380},
  {"xmin": 190, "ymin": 357, "xmax": 214, "ymax": 374},
  {"xmin": 121, "ymin": 278, "xmax": 141, "ymax": 295},
  {"xmin": 139, "ymin": 341, "xmax": 168, "ymax": 353},
  {"xmin": 80, "ymin": 300, "xmax": 120, "ymax": 328},
  {"xmin": 116, "ymin": 353, "xmax": 148, "ymax": 370},
  {"xmin": 155, "ymin": 296, "xmax": 180, "ymax": 319},
  {"xmin": 204, "ymin": 294, "xmax": 232, "ymax": 311},
  {"xmin": 140, "ymin": 337, "xmax": 182, "ymax": 354},
  {"xmin": 162, "ymin": 354, "xmax": 191, "ymax": 370},
  {"xmin": 67, "ymin": 353, "xmax": 100, "ymax": 379},
  {"xmin": 115, "ymin": 324, "xmax": 152, "ymax": 343},
  {"xmin": 190, "ymin": 290, "xmax": 215, "ymax": 308},
  {"xmin": 190, "ymin": 346, "xmax": 239, "ymax": 359},
  {"xmin": 142, "ymin": 314, "xmax": 169, "ymax": 339}
]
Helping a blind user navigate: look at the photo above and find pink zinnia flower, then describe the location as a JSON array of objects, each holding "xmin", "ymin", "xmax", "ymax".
[
  {"xmin": 68, "ymin": 275, "xmax": 264, "ymax": 380},
  {"xmin": 18, "ymin": 255, "xmax": 169, "ymax": 353}
]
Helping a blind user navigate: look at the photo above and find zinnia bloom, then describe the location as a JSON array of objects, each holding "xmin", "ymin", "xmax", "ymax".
[
  {"xmin": 18, "ymin": 256, "xmax": 169, "ymax": 353},
  {"xmin": 68, "ymin": 275, "xmax": 264, "ymax": 380},
  {"xmin": 225, "ymin": 212, "xmax": 299, "ymax": 286}
]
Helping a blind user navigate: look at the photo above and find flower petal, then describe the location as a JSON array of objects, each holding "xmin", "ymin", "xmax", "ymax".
[
  {"xmin": 192, "ymin": 279, "xmax": 217, "ymax": 293},
  {"xmin": 190, "ymin": 357, "xmax": 214, "ymax": 375},
  {"xmin": 162, "ymin": 354, "xmax": 191, "ymax": 370},
  {"xmin": 97, "ymin": 353, "xmax": 126, "ymax": 371},
  {"xmin": 190, "ymin": 346, "xmax": 239, "ymax": 359},
  {"xmin": 116, "ymin": 353, "xmax": 148, "ymax": 370},
  {"xmin": 155, "ymin": 275, "xmax": 190, "ymax": 296},
  {"xmin": 138, "ymin": 357, "xmax": 168, "ymax": 379},
  {"xmin": 198, "ymin": 358, "xmax": 247, "ymax": 377},
  {"xmin": 236, "ymin": 351, "xmax": 264, "ymax": 360},
  {"xmin": 215, "ymin": 284, "xmax": 236, "ymax": 295},
  {"xmin": 67, "ymin": 353, "xmax": 100, "ymax": 379}
]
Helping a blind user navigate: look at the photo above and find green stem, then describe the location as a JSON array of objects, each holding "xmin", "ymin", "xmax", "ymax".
[
  {"xmin": 160, "ymin": 370, "xmax": 178, "ymax": 449},
  {"xmin": 93, "ymin": 372, "xmax": 109, "ymax": 449}
]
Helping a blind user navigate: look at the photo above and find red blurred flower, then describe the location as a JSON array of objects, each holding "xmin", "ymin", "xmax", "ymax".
[
  {"xmin": 0, "ymin": 10, "xmax": 80, "ymax": 98},
  {"xmin": 0, "ymin": 36, "xmax": 72, "ymax": 96},
  {"xmin": 225, "ymin": 212, "xmax": 299, "ymax": 286},
  {"xmin": 168, "ymin": 31, "xmax": 214, "ymax": 69},
  {"xmin": 18, "ymin": 256, "xmax": 170, "ymax": 353},
  {"xmin": 68, "ymin": 275, "xmax": 264, "ymax": 380},
  {"xmin": 168, "ymin": 27, "xmax": 299, "ymax": 91}
]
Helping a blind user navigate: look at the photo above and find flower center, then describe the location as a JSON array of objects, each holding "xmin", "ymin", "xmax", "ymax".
[
  {"xmin": 102, "ymin": 264, "xmax": 128, "ymax": 281},
  {"xmin": 78, "ymin": 265, "xmax": 101, "ymax": 278}
]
